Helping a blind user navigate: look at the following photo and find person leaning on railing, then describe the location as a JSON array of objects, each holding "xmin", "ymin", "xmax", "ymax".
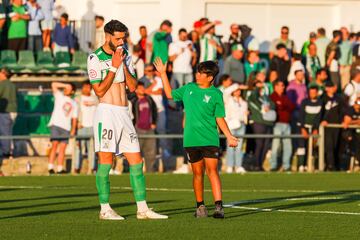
[{"xmin": 342, "ymin": 97, "xmax": 360, "ymax": 167}]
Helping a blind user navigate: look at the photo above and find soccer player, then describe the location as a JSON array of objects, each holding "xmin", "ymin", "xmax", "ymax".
[
  {"xmin": 87, "ymin": 20, "xmax": 167, "ymax": 220},
  {"xmin": 154, "ymin": 57, "xmax": 238, "ymax": 219}
]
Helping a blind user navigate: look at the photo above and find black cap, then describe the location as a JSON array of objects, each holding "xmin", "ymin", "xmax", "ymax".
[{"xmin": 325, "ymin": 81, "xmax": 335, "ymax": 87}]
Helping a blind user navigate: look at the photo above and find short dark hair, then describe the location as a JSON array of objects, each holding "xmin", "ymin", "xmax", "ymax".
[
  {"xmin": 318, "ymin": 27, "xmax": 326, "ymax": 36},
  {"xmin": 309, "ymin": 85, "xmax": 319, "ymax": 91},
  {"xmin": 295, "ymin": 69, "xmax": 304, "ymax": 75},
  {"xmin": 276, "ymin": 43, "xmax": 287, "ymax": 50},
  {"xmin": 1, "ymin": 67, "xmax": 11, "ymax": 79},
  {"xmin": 82, "ymin": 80, "xmax": 91, "ymax": 86},
  {"xmin": 61, "ymin": 13, "xmax": 69, "ymax": 21},
  {"xmin": 281, "ymin": 26, "xmax": 289, "ymax": 31},
  {"xmin": 316, "ymin": 68, "xmax": 327, "ymax": 77},
  {"xmin": 139, "ymin": 25, "xmax": 146, "ymax": 30},
  {"xmin": 219, "ymin": 74, "xmax": 231, "ymax": 85},
  {"xmin": 160, "ymin": 20, "xmax": 172, "ymax": 28},
  {"xmin": 273, "ymin": 79, "xmax": 284, "ymax": 87},
  {"xmin": 333, "ymin": 30, "xmax": 342, "ymax": 38},
  {"xmin": 69, "ymin": 82, "xmax": 76, "ymax": 92},
  {"xmin": 178, "ymin": 28, "xmax": 187, "ymax": 35},
  {"xmin": 104, "ymin": 20, "xmax": 129, "ymax": 36},
  {"xmin": 197, "ymin": 61, "xmax": 219, "ymax": 81},
  {"xmin": 95, "ymin": 15, "xmax": 104, "ymax": 21}
]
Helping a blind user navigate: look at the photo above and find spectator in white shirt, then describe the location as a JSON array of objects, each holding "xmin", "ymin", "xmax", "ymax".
[
  {"xmin": 48, "ymin": 82, "xmax": 78, "ymax": 174},
  {"xmin": 225, "ymin": 83, "xmax": 248, "ymax": 174},
  {"xmin": 74, "ymin": 81, "xmax": 98, "ymax": 174},
  {"xmin": 132, "ymin": 44, "xmax": 145, "ymax": 79},
  {"xmin": 344, "ymin": 69, "xmax": 360, "ymax": 106},
  {"xmin": 169, "ymin": 28, "xmax": 196, "ymax": 88}
]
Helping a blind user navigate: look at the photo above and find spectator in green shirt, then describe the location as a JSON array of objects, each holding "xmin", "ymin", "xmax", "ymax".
[
  {"xmin": 301, "ymin": 32, "xmax": 317, "ymax": 56},
  {"xmin": 7, "ymin": 0, "xmax": 30, "ymax": 53},
  {"xmin": 151, "ymin": 20, "xmax": 172, "ymax": 63}
]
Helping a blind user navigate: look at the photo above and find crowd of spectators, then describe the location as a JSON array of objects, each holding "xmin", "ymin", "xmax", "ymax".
[{"xmin": 0, "ymin": 3, "xmax": 360, "ymax": 175}]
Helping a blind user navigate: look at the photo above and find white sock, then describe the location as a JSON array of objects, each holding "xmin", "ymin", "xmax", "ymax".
[
  {"xmin": 48, "ymin": 163, "xmax": 54, "ymax": 170},
  {"xmin": 136, "ymin": 200, "xmax": 149, "ymax": 213},
  {"xmin": 57, "ymin": 165, "xmax": 63, "ymax": 172},
  {"xmin": 100, "ymin": 203, "xmax": 112, "ymax": 213}
]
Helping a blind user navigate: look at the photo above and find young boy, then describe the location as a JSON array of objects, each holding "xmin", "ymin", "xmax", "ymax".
[
  {"xmin": 48, "ymin": 82, "xmax": 78, "ymax": 174},
  {"xmin": 154, "ymin": 58, "xmax": 238, "ymax": 218}
]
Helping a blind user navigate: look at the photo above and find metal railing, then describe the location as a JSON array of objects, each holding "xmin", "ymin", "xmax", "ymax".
[
  {"xmin": 2, "ymin": 125, "xmax": 360, "ymax": 173},
  {"xmin": 318, "ymin": 124, "xmax": 360, "ymax": 172},
  {"xmin": 1, "ymin": 133, "xmax": 321, "ymax": 174}
]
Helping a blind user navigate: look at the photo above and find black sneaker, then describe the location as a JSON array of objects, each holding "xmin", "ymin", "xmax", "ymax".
[
  {"xmin": 213, "ymin": 204, "xmax": 224, "ymax": 219},
  {"xmin": 194, "ymin": 205, "xmax": 208, "ymax": 218},
  {"xmin": 48, "ymin": 169, "xmax": 55, "ymax": 175},
  {"xmin": 57, "ymin": 170, "xmax": 67, "ymax": 174}
]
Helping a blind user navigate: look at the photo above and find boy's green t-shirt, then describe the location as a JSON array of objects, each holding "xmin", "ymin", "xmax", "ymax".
[
  {"xmin": 172, "ymin": 82, "xmax": 225, "ymax": 148},
  {"xmin": 8, "ymin": 5, "xmax": 28, "ymax": 39}
]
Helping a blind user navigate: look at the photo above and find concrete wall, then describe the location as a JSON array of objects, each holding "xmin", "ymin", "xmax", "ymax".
[{"xmin": 55, "ymin": 0, "xmax": 360, "ymax": 51}]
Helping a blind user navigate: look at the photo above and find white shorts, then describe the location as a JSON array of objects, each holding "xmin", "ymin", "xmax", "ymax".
[
  {"xmin": 41, "ymin": 20, "xmax": 54, "ymax": 30},
  {"xmin": 93, "ymin": 103, "xmax": 140, "ymax": 155}
]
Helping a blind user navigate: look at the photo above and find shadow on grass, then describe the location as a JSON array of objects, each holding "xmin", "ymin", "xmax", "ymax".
[
  {"xmin": 0, "ymin": 190, "xmax": 133, "ymax": 204},
  {"xmin": 0, "ymin": 200, "xmax": 172, "ymax": 220},
  {"xmin": 0, "ymin": 200, "xmax": 84, "ymax": 211},
  {"xmin": 223, "ymin": 189, "xmax": 360, "ymax": 218}
]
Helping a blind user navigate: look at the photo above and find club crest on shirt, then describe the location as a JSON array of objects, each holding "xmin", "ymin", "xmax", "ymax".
[{"xmin": 203, "ymin": 94, "xmax": 211, "ymax": 103}]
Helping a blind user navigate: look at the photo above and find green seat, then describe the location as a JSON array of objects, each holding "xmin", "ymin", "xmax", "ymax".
[
  {"xmin": 54, "ymin": 51, "xmax": 79, "ymax": 72},
  {"xmin": 72, "ymin": 51, "xmax": 88, "ymax": 70},
  {"xmin": 1, "ymin": 50, "xmax": 23, "ymax": 71},
  {"xmin": 36, "ymin": 51, "xmax": 56, "ymax": 72},
  {"xmin": 18, "ymin": 50, "xmax": 40, "ymax": 72}
]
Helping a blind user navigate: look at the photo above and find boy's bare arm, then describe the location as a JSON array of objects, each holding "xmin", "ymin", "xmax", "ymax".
[
  {"xmin": 216, "ymin": 118, "xmax": 238, "ymax": 147},
  {"xmin": 153, "ymin": 57, "xmax": 173, "ymax": 99}
]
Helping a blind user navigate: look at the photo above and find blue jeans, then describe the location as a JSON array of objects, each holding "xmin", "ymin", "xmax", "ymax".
[
  {"xmin": 75, "ymin": 127, "xmax": 97, "ymax": 170},
  {"xmin": 270, "ymin": 123, "xmax": 292, "ymax": 170},
  {"xmin": 28, "ymin": 35, "xmax": 43, "ymax": 52},
  {"xmin": 156, "ymin": 111, "xmax": 173, "ymax": 171},
  {"xmin": 172, "ymin": 73, "xmax": 193, "ymax": 88},
  {"xmin": 226, "ymin": 125, "xmax": 246, "ymax": 167}
]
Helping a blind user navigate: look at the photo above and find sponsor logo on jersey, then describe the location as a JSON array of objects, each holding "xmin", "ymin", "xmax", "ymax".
[{"xmin": 203, "ymin": 94, "xmax": 211, "ymax": 103}]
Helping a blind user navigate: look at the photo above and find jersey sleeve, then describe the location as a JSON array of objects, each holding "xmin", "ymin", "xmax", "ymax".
[
  {"xmin": 214, "ymin": 92, "xmax": 226, "ymax": 118},
  {"xmin": 171, "ymin": 85, "xmax": 187, "ymax": 102},
  {"xmin": 87, "ymin": 54, "xmax": 102, "ymax": 84}
]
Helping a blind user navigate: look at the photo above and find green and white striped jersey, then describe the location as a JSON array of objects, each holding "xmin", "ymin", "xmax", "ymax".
[
  {"xmin": 199, "ymin": 34, "xmax": 221, "ymax": 62},
  {"xmin": 87, "ymin": 47, "xmax": 136, "ymax": 85}
]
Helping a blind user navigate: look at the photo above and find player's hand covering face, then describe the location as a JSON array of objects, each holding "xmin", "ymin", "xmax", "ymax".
[{"xmin": 107, "ymin": 31, "xmax": 127, "ymax": 52}]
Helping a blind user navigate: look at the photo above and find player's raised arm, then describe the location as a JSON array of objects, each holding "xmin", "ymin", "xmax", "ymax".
[
  {"xmin": 90, "ymin": 48, "xmax": 125, "ymax": 98},
  {"xmin": 153, "ymin": 57, "xmax": 172, "ymax": 99},
  {"xmin": 216, "ymin": 117, "xmax": 238, "ymax": 148}
]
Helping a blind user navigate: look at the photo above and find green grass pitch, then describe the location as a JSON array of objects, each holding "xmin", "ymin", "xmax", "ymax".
[{"xmin": 1, "ymin": 173, "xmax": 360, "ymax": 239}]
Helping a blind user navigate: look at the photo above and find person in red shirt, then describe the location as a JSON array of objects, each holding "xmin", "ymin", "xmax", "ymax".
[
  {"xmin": 269, "ymin": 80, "xmax": 296, "ymax": 171},
  {"xmin": 137, "ymin": 26, "xmax": 147, "ymax": 62}
]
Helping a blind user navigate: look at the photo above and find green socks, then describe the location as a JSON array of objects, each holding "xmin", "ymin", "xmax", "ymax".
[
  {"xmin": 96, "ymin": 164, "xmax": 111, "ymax": 204},
  {"xmin": 129, "ymin": 162, "xmax": 146, "ymax": 202}
]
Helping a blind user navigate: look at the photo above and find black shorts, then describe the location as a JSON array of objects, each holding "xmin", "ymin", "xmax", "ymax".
[{"xmin": 184, "ymin": 146, "xmax": 220, "ymax": 163}]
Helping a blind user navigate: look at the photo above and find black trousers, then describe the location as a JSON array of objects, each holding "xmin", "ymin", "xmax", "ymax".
[
  {"xmin": 324, "ymin": 128, "xmax": 340, "ymax": 171},
  {"xmin": 252, "ymin": 122, "xmax": 272, "ymax": 169},
  {"xmin": 8, "ymin": 38, "xmax": 27, "ymax": 53}
]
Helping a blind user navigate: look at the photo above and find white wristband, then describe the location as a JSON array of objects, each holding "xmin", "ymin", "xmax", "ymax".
[{"xmin": 109, "ymin": 66, "xmax": 118, "ymax": 73}]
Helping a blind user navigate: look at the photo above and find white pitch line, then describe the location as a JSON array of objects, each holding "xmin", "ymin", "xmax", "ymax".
[
  {"xmin": 224, "ymin": 204, "xmax": 360, "ymax": 216},
  {"xmin": 1, "ymin": 186, "xmax": 360, "ymax": 195}
]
